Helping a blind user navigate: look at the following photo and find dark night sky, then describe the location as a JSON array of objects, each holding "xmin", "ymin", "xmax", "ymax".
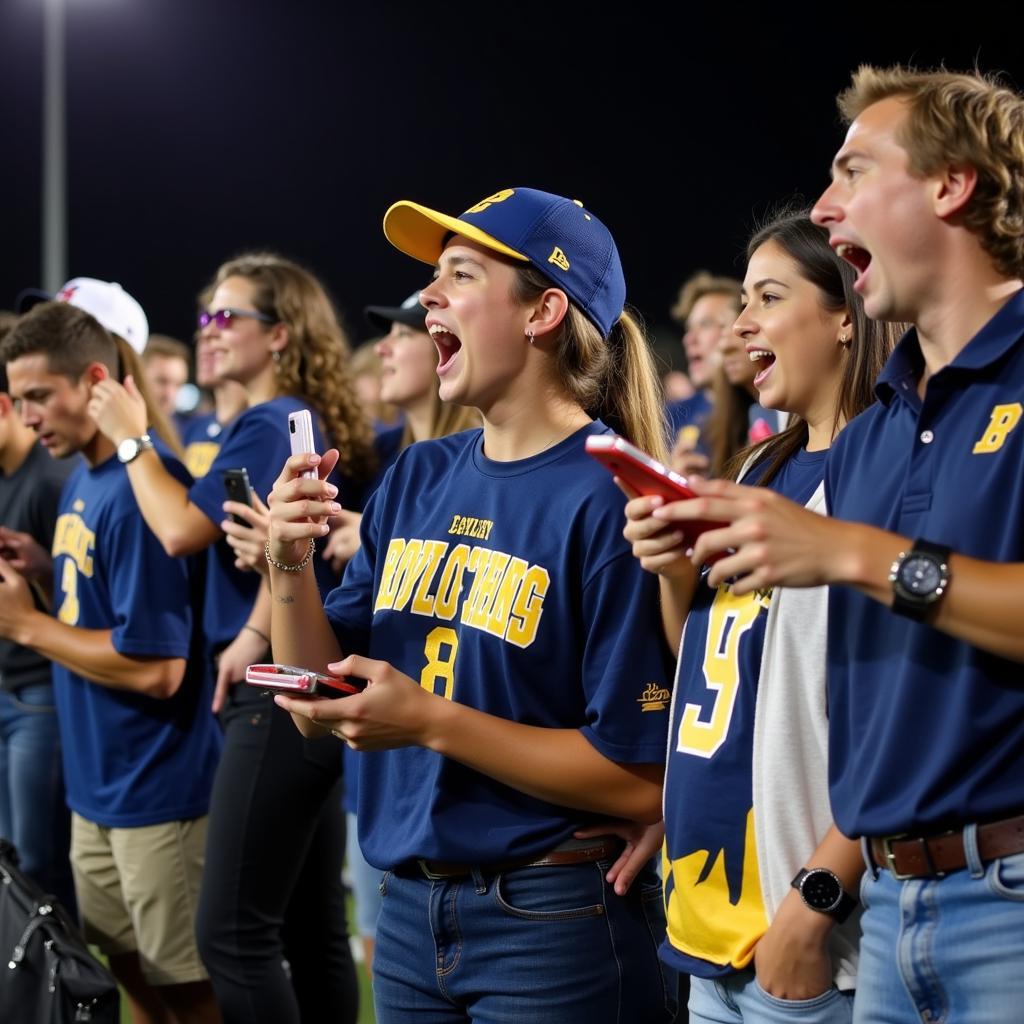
[{"xmin": 2, "ymin": 3, "xmax": 1021, "ymax": 364}]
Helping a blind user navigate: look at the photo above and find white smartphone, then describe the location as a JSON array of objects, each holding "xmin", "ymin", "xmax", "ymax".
[{"xmin": 288, "ymin": 410, "xmax": 318, "ymax": 480}]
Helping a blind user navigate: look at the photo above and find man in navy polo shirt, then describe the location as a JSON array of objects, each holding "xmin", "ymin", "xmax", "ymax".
[{"xmin": 675, "ymin": 66, "xmax": 1024, "ymax": 1022}]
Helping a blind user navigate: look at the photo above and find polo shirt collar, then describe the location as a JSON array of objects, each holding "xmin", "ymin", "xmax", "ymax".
[{"xmin": 876, "ymin": 288, "xmax": 1024, "ymax": 406}]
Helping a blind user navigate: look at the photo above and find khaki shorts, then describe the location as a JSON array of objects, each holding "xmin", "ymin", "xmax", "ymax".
[{"xmin": 70, "ymin": 813, "xmax": 209, "ymax": 986}]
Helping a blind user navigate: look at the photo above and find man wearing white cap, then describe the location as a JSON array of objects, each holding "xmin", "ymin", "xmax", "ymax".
[{"xmin": 19, "ymin": 277, "xmax": 150, "ymax": 354}]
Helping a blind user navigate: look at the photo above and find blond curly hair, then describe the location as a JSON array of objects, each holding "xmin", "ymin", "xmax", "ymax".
[{"xmin": 838, "ymin": 65, "xmax": 1024, "ymax": 280}]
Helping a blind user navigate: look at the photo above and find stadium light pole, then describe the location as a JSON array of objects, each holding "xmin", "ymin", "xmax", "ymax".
[{"xmin": 42, "ymin": 0, "xmax": 67, "ymax": 292}]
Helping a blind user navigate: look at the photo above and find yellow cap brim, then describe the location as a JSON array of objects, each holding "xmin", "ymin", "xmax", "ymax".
[{"xmin": 383, "ymin": 201, "xmax": 529, "ymax": 266}]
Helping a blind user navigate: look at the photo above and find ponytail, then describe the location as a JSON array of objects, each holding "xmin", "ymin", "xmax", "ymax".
[
  {"xmin": 601, "ymin": 311, "xmax": 667, "ymax": 461},
  {"xmin": 512, "ymin": 266, "xmax": 666, "ymax": 460}
]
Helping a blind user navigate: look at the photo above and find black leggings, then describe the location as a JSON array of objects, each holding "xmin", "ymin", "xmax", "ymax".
[{"xmin": 195, "ymin": 684, "xmax": 357, "ymax": 1024}]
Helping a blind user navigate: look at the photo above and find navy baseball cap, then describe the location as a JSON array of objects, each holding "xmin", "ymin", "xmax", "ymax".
[
  {"xmin": 364, "ymin": 291, "xmax": 427, "ymax": 333},
  {"xmin": 382, "ymin": 188, "xmax": 626, "ymax": 338}
]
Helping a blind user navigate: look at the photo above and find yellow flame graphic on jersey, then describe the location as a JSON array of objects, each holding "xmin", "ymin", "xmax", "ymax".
[{"xmin": 662, "ymin": 806, "xmax": 767, "ymax": 971}]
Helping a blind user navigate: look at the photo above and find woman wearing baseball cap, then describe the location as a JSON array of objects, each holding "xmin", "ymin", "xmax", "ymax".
[{"xmin": 265, "ymin": 188, "xmax": 676, "ymax": 1022}]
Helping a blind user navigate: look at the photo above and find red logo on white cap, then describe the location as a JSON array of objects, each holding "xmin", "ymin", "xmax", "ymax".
[{"xmin": 56, "ymin": 285, "xmax": 78, "ymax": 303}]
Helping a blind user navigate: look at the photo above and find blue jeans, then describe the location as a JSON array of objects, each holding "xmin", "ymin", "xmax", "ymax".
[
  {"xmin": 689, "ymin": 973, "xmax": 853, "ymax": 1023},
  {"xmin": 854, "ymin": 826, "xmax": 1024, "ymax": 1023},
  {"xmin": 373, "ymin": 858, "xmax": 674, "ymax": 1023},
  {"xmin": 0, "ymin": 684, "xmax": 75, "ymax": 911},
  {"xmin": 345, "ymin": 811, "xmax": 383, "ymax": 939}
]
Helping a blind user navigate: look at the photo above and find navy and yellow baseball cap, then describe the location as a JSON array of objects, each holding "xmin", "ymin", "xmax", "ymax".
[{"xmin": 383, "ymin": 188, "xmax": 626, "ymax": 338}]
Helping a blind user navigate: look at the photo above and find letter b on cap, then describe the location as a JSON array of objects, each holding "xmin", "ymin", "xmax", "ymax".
[{"xmin": 464, "ymin": 189, "xmax": 515, "ymax": 214}]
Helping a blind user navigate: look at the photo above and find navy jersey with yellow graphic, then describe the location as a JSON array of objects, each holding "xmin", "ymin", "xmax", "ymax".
[
  {"xmin": 661, "ymin": 447, "xmax": 826, "ymax": 978},
  {"xmin": 324, "ymin": 422, "xmax": 674, "ymax": 870},
  {"xmin": 50, "ymin": 444, "xmax": 221, "ymax": 827}
]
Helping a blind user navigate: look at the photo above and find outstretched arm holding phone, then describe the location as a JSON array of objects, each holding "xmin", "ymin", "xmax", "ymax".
[{"xmin": 679, "ymin": 476, "xmax": 1024, "ymax": 664}]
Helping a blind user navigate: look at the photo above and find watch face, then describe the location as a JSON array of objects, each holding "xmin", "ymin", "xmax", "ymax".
[
  {"xmin": 801, "ymin": 869, "xmax": 841, "ymax": 912},
  {"xmin": 117, "ymin": 438, "xmax": 139, "ymax": 462},
  {"xmin": 898, "ymin": 555, "xmax": 943, "ymax": 596}
]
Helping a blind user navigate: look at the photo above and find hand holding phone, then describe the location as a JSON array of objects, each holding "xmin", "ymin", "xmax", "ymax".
[
  {"xmin": 245, "ymin": 663, "xmax": 366, "ymax": 698},
  {"xmin": 288, "ymin": 410, "xmax": 318, "ymax": 480},
  {"xmin": 585, "ymin": 434, "xmax": 728, "ymax": 561},
  {"xmin": 221, "ymin": 468, "xmax": 254, "ymax": 526}
]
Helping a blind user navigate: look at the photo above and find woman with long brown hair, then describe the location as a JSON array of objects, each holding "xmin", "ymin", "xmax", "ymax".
[{"xmin": 621, "ymin": 209, "xmax": 902, "ymax": 1023}]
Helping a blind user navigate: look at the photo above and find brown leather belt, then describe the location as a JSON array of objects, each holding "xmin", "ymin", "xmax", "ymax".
[
  {"xmin": 402, "ymin": 838, "xmax": 623, "ymax": 881},
  {"xmin": 869, "ymin": 813, "xmax": 1024, "ymax": 880}
]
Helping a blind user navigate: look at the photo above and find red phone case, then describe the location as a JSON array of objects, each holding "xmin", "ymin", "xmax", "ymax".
[{"xmin": 585, "ymin": 434, "xmax": 728, "ymax": 561}]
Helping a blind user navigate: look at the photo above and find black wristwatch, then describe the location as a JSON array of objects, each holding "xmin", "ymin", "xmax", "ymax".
[
  {"xmin": 888, "ymin": 539, "xmax": 951, "ymax": 621},
  {"xmin": 791, "ymin": 867, "xmax": 857, "ymax": 923}
]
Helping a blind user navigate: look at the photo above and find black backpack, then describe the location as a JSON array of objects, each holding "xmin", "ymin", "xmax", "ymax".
[{"xmin": 0, "ymin": 840, "xmax": 118, "ymax": 1023}]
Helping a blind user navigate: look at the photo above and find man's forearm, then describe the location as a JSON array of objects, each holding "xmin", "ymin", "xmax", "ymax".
[{"xmin": 17, "ymin": 610, "xmax": 185, "ymax": 697}]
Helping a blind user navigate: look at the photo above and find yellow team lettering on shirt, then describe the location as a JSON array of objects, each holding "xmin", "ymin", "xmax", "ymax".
[
  {"xmin": 448, "ymin": 515, "xmax": 494, "ymax": 541},
  {"xmin": 972, "ymin": 402, "xmax": 1023, "ymax": 454},
  {"xmin": 51, "ymin": 511, "xmax": 96, "ymax": 626},
  {"xmin": 374, "ymin": 538, "xmax": 550, "ymax": 650}
]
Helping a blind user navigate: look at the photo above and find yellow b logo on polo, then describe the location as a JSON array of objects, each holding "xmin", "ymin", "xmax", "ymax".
[
  {"xmin": 464, "ymin": 189, "xmax": 515, "ymax": 214},
  {"xmin": 972, "ymin": 403, "xmax": 1022, "ymax": 454},
  {"xmin": 548, "ymin": 247, "xmax": 570, "ymax": 271}
]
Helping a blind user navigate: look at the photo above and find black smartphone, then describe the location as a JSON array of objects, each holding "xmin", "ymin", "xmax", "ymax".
[{"xmin": 221, "ymin": 468, "xmax": 254, "ymax": 526}]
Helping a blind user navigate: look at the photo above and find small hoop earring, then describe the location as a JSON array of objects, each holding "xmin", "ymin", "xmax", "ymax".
[{"xmin": 839, "ymin": 334, "xmax": 851, "ymax": 346}]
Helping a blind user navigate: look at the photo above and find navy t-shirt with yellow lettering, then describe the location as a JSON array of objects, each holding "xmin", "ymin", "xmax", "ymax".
[
  {"xmin": 324, "ymin": 421, "xmax": 674, "ymax": 870},
  {"xmin": 50, "ymin": 445, "xmax": 221, "ymax": 827}
]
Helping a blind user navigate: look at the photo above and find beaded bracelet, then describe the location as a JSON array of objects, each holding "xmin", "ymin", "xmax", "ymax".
[{"xmin": 264, "ymin": 537, "xmax": 316, "ymax": 573}]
